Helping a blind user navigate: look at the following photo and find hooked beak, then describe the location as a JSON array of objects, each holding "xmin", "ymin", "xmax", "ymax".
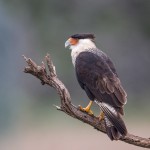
[{"xmin": 65, "ymin": 39, "xmax": 71, "ymax": 48}]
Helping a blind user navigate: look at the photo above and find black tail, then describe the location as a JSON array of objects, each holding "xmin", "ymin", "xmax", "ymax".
[{"xmin": 95, "ymin": 101, "xmax": 127, "ymax": 140}]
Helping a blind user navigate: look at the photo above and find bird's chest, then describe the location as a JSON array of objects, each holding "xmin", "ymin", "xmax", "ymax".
[
  {"xmin": 71, "ymin": 49, "xmax": 85, "ymax": 66},
  {"xmin": 71, "ymin": 52, "xmax": 77, "ymax": 66}
]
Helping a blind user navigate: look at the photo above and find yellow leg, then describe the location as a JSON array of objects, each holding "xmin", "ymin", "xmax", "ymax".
[
  {"xmin": 79, "ymin": 100, "xmax": 94, "ymax": 115},
  {"xmin": 98, "ymin": 111, "xmax": 105, "ymax": 121}
]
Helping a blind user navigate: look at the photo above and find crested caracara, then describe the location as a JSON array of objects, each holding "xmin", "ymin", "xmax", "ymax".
[{"xmin": 65, "ymin": 33, "xmax": 127, "ymax": 140}]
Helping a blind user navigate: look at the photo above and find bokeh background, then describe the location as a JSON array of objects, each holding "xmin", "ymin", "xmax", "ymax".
[{"xmin": 0, "ymin": 0, "xmax": 150, "ymax": 150}]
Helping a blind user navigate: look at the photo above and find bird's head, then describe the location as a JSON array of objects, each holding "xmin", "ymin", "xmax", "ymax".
[{"xmin": 65, "ymin": 33, "xmax": 96, "ymax": 50}]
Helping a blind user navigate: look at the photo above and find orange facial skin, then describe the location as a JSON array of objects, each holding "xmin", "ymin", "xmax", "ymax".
[{"xmin": 69, "ymin": 38, "xmax": 79, "ymax": 45}]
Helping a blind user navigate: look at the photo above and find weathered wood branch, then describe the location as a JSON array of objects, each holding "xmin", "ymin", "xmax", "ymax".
[{"xmin": 23, "ymin": 54, "xmax": 150, "ymax": 149}]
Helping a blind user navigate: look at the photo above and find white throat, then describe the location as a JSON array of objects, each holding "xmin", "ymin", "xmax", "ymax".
[{"xmin": 70, "ymin": 39, "xmax": 96, "ymax": 66}]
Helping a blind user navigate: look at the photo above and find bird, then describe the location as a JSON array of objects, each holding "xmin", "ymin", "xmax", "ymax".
[{"xmin": 65, "ymin": 33, "xmax": 127, "ymax": 140}]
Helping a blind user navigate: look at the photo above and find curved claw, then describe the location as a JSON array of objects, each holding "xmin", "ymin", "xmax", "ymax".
[
  {"xmin": 79, "ymin": 105, "xmax": 94, "ymax": 115},
  {"xmin": 98, "ymin": 111, "xmax": 105, "ymax": 121}
]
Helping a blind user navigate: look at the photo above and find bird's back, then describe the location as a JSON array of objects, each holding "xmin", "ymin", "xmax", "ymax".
[{"xmin": 75, "ymin": 50, "xmax": 127, "ymax": 114}]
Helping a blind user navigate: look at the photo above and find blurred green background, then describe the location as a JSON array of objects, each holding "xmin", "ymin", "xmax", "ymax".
[{"xmin": 0, "ymin": 0, "xmax": 150, "ymax": 149}]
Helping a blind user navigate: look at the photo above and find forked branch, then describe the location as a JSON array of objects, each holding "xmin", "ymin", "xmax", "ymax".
[{"xmin": 23, "ymin": 54, "xmax": 150, "ymax": 149}]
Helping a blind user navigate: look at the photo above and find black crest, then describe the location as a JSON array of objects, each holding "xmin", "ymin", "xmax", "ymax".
[{"xmin": 71, "ymin": 33, "xmax": 95, "ymax": 39}]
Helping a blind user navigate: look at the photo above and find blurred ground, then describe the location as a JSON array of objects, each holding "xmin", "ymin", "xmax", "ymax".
[{"xmin": 0, "ymin": 114, "xmax": 149, "ymax": 150}]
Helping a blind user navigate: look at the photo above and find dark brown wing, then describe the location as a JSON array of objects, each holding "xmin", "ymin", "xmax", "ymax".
[{"xmin": 75, "ymin": 51, "xmax": 127, "ymax": 115}]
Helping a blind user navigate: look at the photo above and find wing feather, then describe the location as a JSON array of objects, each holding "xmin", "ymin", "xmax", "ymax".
[{"xmin": 75, "ymin": 51, "xmax": 127, "ymax": 115}]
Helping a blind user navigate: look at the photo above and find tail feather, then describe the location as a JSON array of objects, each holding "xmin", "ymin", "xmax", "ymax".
[
  {"xmin": 95, "ymin": 101, "xmax": 127, "ymax": 140},
  {"xmin": 104, "ymin": 116, "xmax": 121, "ymax": 140},
  {"xmin": 101, "ymin": 103, "xmax": 127, "ymax": 136}
]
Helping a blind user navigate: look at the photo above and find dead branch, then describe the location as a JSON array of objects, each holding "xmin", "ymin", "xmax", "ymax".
[{"xmin": 23, "ymin": 54, "xmax": 150, "ymax": 149}]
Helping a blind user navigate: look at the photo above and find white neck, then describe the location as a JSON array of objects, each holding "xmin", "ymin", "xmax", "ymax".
[{"xmin": 70, "ymin": 39, "xmax": 96, "ymax": 66}]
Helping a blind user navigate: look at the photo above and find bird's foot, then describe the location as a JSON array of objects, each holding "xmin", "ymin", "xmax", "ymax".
[
  {"xmin": 78, "ymin": 105, "xmax": 94, "ymax": 115},
  {"xmin": 98, "ymin": 111, "xmax": 104, "ymax": 121}
]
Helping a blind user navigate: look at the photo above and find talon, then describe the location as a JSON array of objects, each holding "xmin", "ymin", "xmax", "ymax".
[
  {"xmin": 98, "ymin": 111, "xmax": 104, "ymax": 121},
  {"xmin": 78, "ymin": 100, "xmax": 94, "ymax": 115},
  {"xmin": 79, "ymin": 105, "xmax": 94, "ymax": 115}
]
